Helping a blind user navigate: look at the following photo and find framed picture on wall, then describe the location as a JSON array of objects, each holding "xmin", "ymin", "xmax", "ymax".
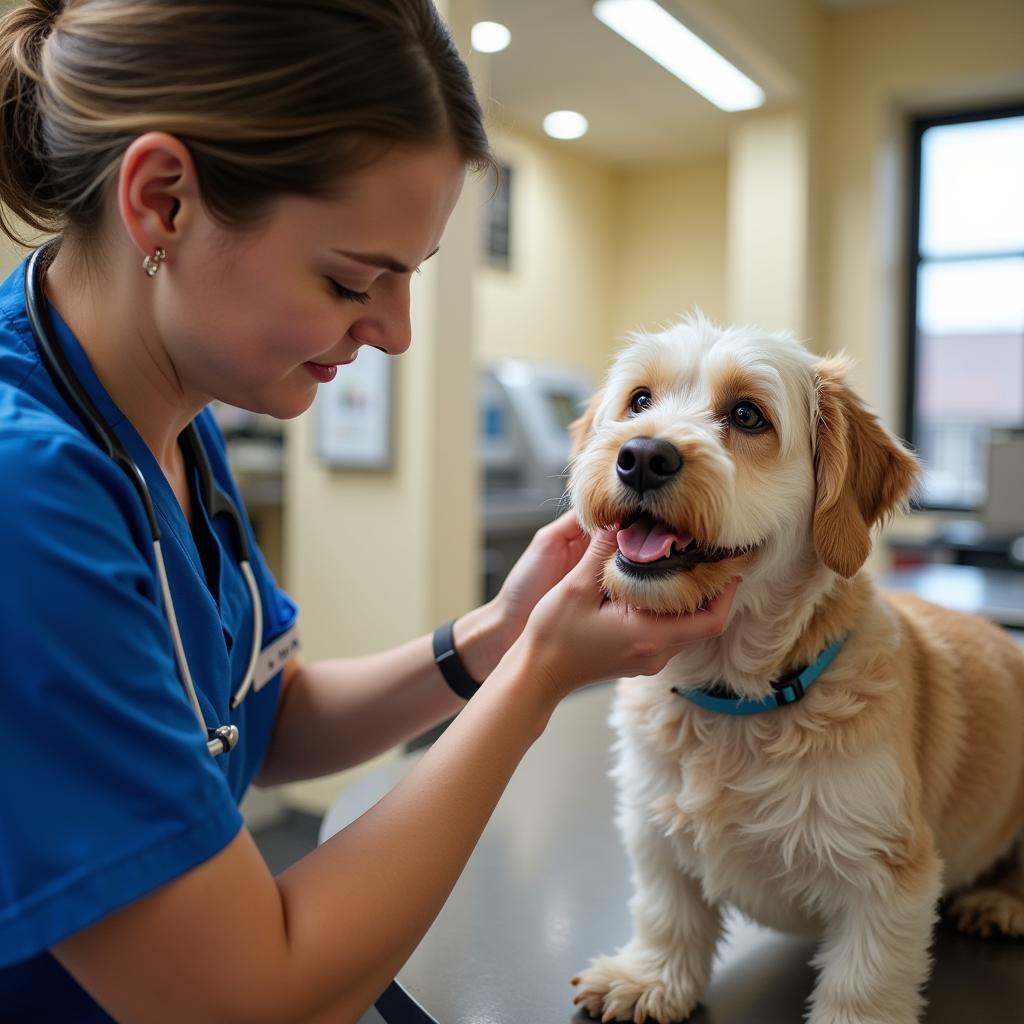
[
  {"xmin": 485, "ymin": 162, "xmax": 513, "ymax": 269},
  {"xmin": 315, "ymin": 346, "xmax": 393, "ymax": 469}
]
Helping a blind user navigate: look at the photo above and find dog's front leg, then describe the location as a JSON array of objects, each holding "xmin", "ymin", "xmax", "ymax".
[
  {"xmin": 573, "ymin": 813, "xmax": 721, "ymax": 1024},
  {"xmin": 806, "ymin": 848, "xmax": 941, "ymax": 1024}
]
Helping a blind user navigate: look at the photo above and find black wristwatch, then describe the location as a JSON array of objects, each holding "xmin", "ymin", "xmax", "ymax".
[{"xmin": 432, "ymin": 619, "xmax": 482, "ymax": 700}]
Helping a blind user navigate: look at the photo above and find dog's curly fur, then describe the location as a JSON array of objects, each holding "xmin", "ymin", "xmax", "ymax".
[{"xmin": 568, "ymin": 314, "xmax": 1024, "ymax": 1024}]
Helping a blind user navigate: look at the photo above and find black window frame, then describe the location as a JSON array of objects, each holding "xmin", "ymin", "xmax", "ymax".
[{"xmin": 903, "ymin": 101, "xmax": 1024, "ymax": 512}]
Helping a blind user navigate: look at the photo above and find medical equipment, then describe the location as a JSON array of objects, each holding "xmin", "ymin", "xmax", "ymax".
[
  {"xmin": 479, "ymin": 360, "xmax": 593, "ymax": 601},
  {"xmin": 25, "ymin": 243, "xmax": 263, "ymax": 757}
]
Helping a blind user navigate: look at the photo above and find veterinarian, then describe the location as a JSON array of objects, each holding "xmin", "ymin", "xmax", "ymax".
[{"xmin": 0, "ymin": 2, "xmax": 738, "ymax": 1021}]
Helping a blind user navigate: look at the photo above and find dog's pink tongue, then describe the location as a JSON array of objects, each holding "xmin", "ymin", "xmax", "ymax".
[{"xmin": 616, "ymin": 517, "xmax": 693, "ymax": 563}]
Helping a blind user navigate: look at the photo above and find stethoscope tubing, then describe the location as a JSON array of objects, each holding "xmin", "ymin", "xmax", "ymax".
[{"xmin": 25, "ymin": 243, "xmax": 263, "ymax": 758}]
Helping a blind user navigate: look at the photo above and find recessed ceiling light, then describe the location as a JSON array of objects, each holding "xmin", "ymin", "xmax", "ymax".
[
  {"xmin": 471, "ymin": 21, "xmax": 511, "ymax": 54},
  {"xmin": 543, "ymin": 110, "xmax": 589, "ymax": 140},
  {"xmin": 592, "ymin": 0, "xmax": 765, "ymax": 112}
]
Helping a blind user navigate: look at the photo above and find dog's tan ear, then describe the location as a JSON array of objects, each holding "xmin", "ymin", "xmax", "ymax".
[
  {"xmin": 812, "ymin": 358, "xmax": 919, "ymax": 577},
  {"xmin": 568, "ymin": 391, "xmax": 601, "ymax": 461}
]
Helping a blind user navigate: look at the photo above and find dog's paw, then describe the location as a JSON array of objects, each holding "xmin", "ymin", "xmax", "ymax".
[
  {"xmin": 947, "ymin": 886, "xmax": 1024, "ymax": 937},
  {"xmin": 571, "ymin": 954, "xmax": 699, "ymax": 1023},
  {"xmin": 808, "ymin": 999, "xmax": 919, "ymax": 1024}
]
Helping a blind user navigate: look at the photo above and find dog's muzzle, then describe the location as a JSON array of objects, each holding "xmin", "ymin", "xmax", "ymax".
[{"xmin": 610, "ymin": 436, "xmax": 751, "ymax": 579}]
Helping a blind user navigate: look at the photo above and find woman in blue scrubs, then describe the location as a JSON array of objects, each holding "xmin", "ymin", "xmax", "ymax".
[{"xmin": 0, "ymin": 2, "xmax": 737, "ymax": 1021}]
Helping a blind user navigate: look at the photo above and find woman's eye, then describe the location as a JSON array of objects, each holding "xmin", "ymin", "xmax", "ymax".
[
  {"xmin": 730, "ymin": 401, "xmax": 768, "ymax": 431},
  {"xmin": 629, "ymin": 389, "xmax": 654, "ymax": 416},
  {"xmin": 327, "ymin": 278, "xmax": 371, "ymax": 305}
]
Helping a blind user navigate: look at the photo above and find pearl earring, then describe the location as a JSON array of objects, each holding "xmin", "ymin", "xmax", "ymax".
[{"xmin": 142, "ymin": 247, "xmax": 167, "ymax": 278}]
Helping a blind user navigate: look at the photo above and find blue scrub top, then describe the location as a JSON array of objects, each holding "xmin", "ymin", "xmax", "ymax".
[{"xmin": 0, "ymin": 256, "xmax": 298, "ymax": 1021}]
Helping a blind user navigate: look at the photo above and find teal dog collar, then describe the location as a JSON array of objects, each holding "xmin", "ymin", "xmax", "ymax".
[{"xmin": 672, "ymin": 634, "xmax": 848, "ymax": 716}]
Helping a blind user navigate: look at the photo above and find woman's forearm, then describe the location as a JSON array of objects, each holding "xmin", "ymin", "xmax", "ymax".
[{"xmin": 255, "ymin": 602, "xmax": 509, "ymax": 786}]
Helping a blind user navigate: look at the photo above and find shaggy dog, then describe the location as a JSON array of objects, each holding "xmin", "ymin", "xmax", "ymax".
[{"xmin": 568, "ymin": 315, "xmax": 1024, "ymax": 1024}]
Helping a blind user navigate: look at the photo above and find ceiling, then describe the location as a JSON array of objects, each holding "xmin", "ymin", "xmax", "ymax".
[
  {"xmin": 480, "ymin": 0, "xmax": 741, "ymax": 166},
  {"xmin": 479, "ymin": 0, "xmax": 735, "ymax": 166},
  {"xmin": 477, "ymin": 0, "xmax": 902, "ymax": 167}
]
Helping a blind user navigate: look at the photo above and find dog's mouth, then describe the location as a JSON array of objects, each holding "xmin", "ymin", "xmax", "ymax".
[{"xmin": 614, "ymin": 510, "xmax": 745, "ymax": 578}]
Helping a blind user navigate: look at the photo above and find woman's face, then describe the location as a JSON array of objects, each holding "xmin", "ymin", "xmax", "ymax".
[{"xmin": 161, "ymin": 142, "xmax": 467, "ymax": 418}]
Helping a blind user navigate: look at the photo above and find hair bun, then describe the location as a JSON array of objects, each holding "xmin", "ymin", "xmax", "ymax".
[
  {"xmin": 29, "ymin": 0, "xmax": 64, "ymax": 20},
  {"xmin": 11, "ymin": 0, "xmax": 64, "ymax": 66},
  {"xmin": 18, "ymin": 0, "xmax": 64, "ymax": 44},
  {"xmin": 0, "ymin": 0, "xmax": 67, "ymax": 240}
]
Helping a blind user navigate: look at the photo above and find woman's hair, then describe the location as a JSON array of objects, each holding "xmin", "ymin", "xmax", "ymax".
[{"xmin": 0, "ymin": 0, "xmax": 492, "ymax": 244}]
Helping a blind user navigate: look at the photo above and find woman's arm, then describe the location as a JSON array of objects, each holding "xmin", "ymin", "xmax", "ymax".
[{"xmin": 253, "ymin": 602, "xmax": 503, "ymax": 785}]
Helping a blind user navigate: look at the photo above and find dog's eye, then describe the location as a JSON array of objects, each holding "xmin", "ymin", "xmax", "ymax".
[
  {"xmin": 629, "ymin": 390, "xmax": 654, "ymax": 416},
  {"xmin": 730, "ymin": 402, "xmax": 768, "ymax": 431}
]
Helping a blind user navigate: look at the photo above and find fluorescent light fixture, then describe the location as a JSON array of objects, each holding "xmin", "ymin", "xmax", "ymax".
[
  {"xmin": 543, "ymin": 110, "xmax": 589, "ymax": 140},
  {"xmin": 471, "ymin": 21, "xmax": 511, "ymax": 54},
  {"xmin": 592, "ymin": 0, "xmax": 765, "ymax": 112}
]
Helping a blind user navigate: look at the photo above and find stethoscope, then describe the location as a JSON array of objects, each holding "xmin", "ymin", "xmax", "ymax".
[{"xmin": 25, "ymin": 242, "xmax": 263, "ymax": 758}]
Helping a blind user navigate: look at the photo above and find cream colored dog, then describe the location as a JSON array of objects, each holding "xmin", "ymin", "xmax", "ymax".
[{"xmin": 568, "ymin": 314, "xmax": 1024, "ymax": 1024}]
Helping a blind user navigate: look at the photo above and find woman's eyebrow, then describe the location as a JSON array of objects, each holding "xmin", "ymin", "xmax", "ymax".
[{"xmin": 330, "ymin": 246, "xmax": 441, "ymax": 274}]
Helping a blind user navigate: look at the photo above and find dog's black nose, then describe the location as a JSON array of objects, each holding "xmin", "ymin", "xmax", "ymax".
[{"xmin": 616, "ymin": 437, "xmax": 683, "ymax": 494}]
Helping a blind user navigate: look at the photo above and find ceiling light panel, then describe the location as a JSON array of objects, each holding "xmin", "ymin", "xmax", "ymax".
[
  {"xmin": 543, "ymin": 110, "xmax": 590, "ymax": 140},
  {"xmin": 471, "ymin": 21, "xmax": 512, "ymax": 54},
  {"xmin": 592, "ymin": 0, "xmax": 765, "ymax": 112}
]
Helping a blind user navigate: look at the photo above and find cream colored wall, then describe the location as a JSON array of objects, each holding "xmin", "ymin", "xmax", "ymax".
[
  {"xmin": 474, "ymin": 131, "xmax": 618, "ymax": 380},
  {"xmin": 611, "ymin": 157, "xmax": 728, "ymax": 343},
  {"xmin": 476, "ymin": 128, "xmax": 729, "ymax": 379},
  {"xmin": 726, "ymin": 109, "xmax": 812, "ymax": 337}
]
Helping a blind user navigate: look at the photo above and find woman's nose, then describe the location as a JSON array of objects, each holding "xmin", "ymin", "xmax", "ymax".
[{"xmin": 354, "ymin": 277, "xmax": 412, "ymax": 356}]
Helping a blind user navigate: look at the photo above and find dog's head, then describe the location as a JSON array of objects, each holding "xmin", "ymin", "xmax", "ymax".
[{"xmin": 568, "ymin": 314, "xmax": 919, "ymax": 614}]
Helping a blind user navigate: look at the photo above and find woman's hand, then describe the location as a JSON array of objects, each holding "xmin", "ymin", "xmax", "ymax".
[
  {"xmin": 455, "ymin": 510, "xmax": 737, "ymax": 691},
  {"xmin": 454, "ymin": 510, "xmax": 594, "ymax": 682},
  {"xmin": 494, "ymin": 509, "xmax": 593, "ymax": 631},
  {"xmin": 510, "ymin": 526, "xmax": 739, "ymax": 700}
]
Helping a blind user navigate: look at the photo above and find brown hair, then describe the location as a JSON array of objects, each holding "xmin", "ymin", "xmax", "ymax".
[{"xmin": 0, "ymin": 0, "xmax": 492, "ymax": 244}]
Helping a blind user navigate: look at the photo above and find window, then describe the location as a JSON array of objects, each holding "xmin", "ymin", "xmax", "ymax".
[{"xmin": 905, "ymin": 106, "xmax": 1024, "ymax": 509}]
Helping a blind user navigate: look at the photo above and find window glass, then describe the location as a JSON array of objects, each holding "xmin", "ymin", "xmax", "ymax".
[{"xmin": 920, "ymin": 115, "xmax": 1024, "ymax": 258}]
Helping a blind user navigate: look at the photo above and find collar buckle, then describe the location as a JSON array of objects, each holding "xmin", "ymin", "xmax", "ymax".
[{"xmin": 771, "ymin": 671, "xmax": 805, "ymax": 707}]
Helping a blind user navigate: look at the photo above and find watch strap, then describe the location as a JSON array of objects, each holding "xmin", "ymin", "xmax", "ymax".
[{"xmin": 432, "ymin": 619, "xmax": 482, "ymax": 701}]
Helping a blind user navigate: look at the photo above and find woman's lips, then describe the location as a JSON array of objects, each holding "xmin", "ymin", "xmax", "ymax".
[{"xmin": 304, "ymin": 361, "xmax": 338, "ymax": 383}]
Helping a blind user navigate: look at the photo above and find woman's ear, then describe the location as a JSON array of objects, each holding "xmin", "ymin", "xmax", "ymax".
[
  {"xmin": 812, "ymin": 357, "xmax": 919, "ymax": 577},
  {"xmin": 116, "ymin": 131, "xmax": 199, "ymax": 261}
]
